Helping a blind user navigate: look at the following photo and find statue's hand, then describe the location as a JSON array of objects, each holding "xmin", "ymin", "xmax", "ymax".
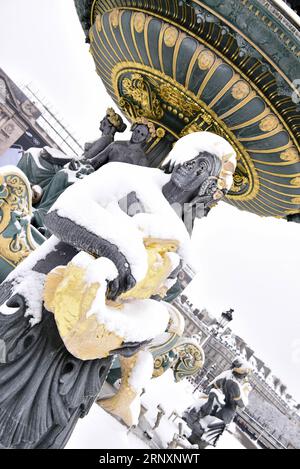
[
  {"xmin": 107, "ymin": 270, "xmax": 136, "ymax": 301},
  {"xmin": 68, "ymin": 159, "xmax": 81, "ymax": 171},
  {"xmin": 76, "ymin": 162, "xmax": 95, "ymax": 179}
]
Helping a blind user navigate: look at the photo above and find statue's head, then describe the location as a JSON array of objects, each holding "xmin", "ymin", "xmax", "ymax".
[
  {"xmin": 170, "ymin": 151, "xmax": 222, "ymax": 194},
  {"xmin": 100, "ymin": 108, "xmax": 127, "ymax": 134},
  {"xmin": 130, "ymin": 117, "xmax": 157, "ymax": 144},
  {"xmin": 162, "ymin": 132, "xmax": 237, "ymax": 211}
]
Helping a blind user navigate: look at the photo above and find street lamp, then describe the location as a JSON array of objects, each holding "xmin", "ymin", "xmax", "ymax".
[
  {"xmin": 219, "ymin": 308, "xmax": 234, "ymax": 329},
  {"xmin": 193, "ymin": 308, "xmax": 234, "ymax": 393},
  {"xmin": 201, "ymin": 308, "xmax": 234, "ymax": 347}
]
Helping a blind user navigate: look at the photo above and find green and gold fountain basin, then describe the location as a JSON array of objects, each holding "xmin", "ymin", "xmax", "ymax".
[{"xmin": 75, "ymin": 0, "xmax": 300, "ymax": 221}]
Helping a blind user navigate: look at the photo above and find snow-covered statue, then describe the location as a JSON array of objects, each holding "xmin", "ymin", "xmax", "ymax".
[
  {"xmin": 183, "ymin": 359, "xmax": 252, "ymax": 449},
  {"xmin": 0, "ymin": 131, "xmax": 236, "ymax": 448}
]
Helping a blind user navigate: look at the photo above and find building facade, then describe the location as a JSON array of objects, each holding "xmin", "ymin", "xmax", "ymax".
[
  {"xmin": 0, "ymin": 68, "xmax": 83, "ymax": 163},
  {"xmin": 174, "ymin": 294, "xmax": 300, "ymax": 449}
]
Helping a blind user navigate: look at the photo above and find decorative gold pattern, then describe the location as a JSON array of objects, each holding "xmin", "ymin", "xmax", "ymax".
[
  {"xmin": 110, "ymin": 9, "xmax": 120, "ymax": 28},
  {"xmin": 113, "ymin": 63, "xmax": 258, "ymax": 200},
  {"xmin": 134, "ymin": 12, "xmax": 145, "ymax": 33},
  {"xmin": 172, "ymin": 341, "xmax": 205, "ymax": 382},
  {"xmin": 89, "ymin": 5, "xmax": 300, "ymax": 217},
  {"xmin": 99, "ymin": 354, "xmax": 140, "ymax": 427},
  {"xmin": 95, "ymin": 14, "xmax": 102, "ymax": 32},
  {"xmin": 159, "ymin": 83, "xmax": 201, "ymax": 118},
  {"xmin": 164, "ymin": 27, "xmax": 179, "ymax": 47},
  {"xmin": 280, "ymin": 147, "xmax": 299, "ymax": 163},
  {"xmin": 232, "ymin": 81, "xmax": 251, "ymax": 100},
  {"xmin": 198, "ymin": 50, "xmax": 215, "ymax": 70},
  {"xmin": 121, "ymin": 238, "xmax": 179, "ymax": 300},
  {"xmin": 0, "ymin": 168, "xmax": 36, "ymax": 267},
  {"xmin": 121, "ymin": 73, "xmax": 164, "ymax": 120},
  {"xmin": 259, "ymin": 115, "xmax": 279, "ymax": 132},
  {"xmin": 290, "ymin": 177, "xmax": 300, "ymax": 187}
]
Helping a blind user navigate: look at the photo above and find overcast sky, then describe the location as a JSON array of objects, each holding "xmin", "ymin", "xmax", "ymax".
[{"xmin": 0, "ymin": 0, "xmax": 299, "ymax": 401}]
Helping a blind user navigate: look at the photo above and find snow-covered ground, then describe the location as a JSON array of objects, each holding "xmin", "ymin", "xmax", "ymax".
[
  {"xmin": 66, "ymin": 370, "xmax": 247, "ymax": 449},
  {"xmin": 66, "ymin": 405, "xmax": 150, "ymax": 450}
]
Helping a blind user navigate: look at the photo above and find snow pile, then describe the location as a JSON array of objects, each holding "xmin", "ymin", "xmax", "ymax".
[
  {"xmin": 128, "ymin": 351, "xmax": 154, "ymax": 426},
  {"xmin": 44, "ymin": 146, "xmax": 73, "ymax": 161},
  {"xmin": 163, "ymin": 131, "xmax": 236, "ymax": 168},
  {"xmin": 50, "ymin": 162, "xmax": 193, "ymax": 280},
  {"xmin": 129, "ymin": 351, "xmax": 154, "ymax": 394},
  {"xmin": 12, "ymin": 271, "xmax": 46, "ymax": 326},
  {"xmin": 5, "ymin": 236, "xmax": 60, "ymax": 326},
  {"xmin": 162, "ymin": 131, "xmax": 237, "ymax": 191},
  {"xmin": 66, "ymin": 405, "xmax": 149, "ymax": 450},
  {"xmin": 24, "ymin": 148, "xmax": 45, "ymax": 169}
]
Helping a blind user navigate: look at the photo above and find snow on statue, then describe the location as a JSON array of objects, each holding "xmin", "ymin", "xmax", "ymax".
[{"xmin": 0, "ymin": 132, "xmax": 236, "ymax": 448}]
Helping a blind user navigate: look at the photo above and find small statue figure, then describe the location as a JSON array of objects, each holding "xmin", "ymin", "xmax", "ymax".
[
  {"xmin": 0, "ymin": 132, "xmax": 236, "ymax": 448},
  {"xmin": 17, "ymin": 109, "xmax": 126, "ymax": 231},
  {"xmin": 183, "ymin": 358, "xmax": 252, "ymax": 448},
  {"xmin": 89, "ymin": 117, "xmax": 156, "ymax": 170},
  {"xmin": 83, "ymin": 108, "xmax": 127, "ymax": 161}
]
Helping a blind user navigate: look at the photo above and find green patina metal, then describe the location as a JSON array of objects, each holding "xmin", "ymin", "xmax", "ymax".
[{"xmin": 75, "ymin": 0, "xmax": 300, "ymax": 221}]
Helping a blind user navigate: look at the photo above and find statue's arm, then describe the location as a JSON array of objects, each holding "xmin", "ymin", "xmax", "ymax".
[
  {"xmin": 45, "ymin": 210, "xmax": 136, "ymax": 300},
  {"xmin": 84, "ymin": 137, "xmax": 112, "ymax": 161},
  {"xmin": 89, "ymin": 146, "xmax": 111, "ymax": 170}
]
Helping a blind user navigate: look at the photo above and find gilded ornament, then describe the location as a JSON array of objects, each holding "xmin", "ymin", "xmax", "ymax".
[
  {"xmin": 0, "ymin": 168, "xmax": 36, "ymax": 266},
  {"xmin": 292, "ymin": 197, "xmax": 300, "ymax": 205},
  {"xmin": 290, "ymin": 177, "xmax": 300, "ymax": 186},
  {"xmin": 99, "ymin": 355, "xmax": 139, "ymax": 427},
  {"xmin": 121, "ymin": 73, "xmax": 164, "ymax": 120},
  {"xmin": 158, "ymin": 83, "xmax": 201, "ymax": 118},
  {"xmin": 280, "ymin": 147, "xmax": 299, "ymax": 162},
  {"xmin": 156, "ymin": 127, "xmax": 166, "ymax": 139},
  {"xmin": 259, "ymin": 115, "xmax": 279, "ymax": 132},
  {"xmin": 172, "ymin": 341, "xmax": 205, "ymax": 382},
  {"xmin": 232, "ymin": 81, "xmax": 251, "ymax": 100},
  {"xmin": 164, "ymin": 27, "xmax": 179, "ymax": 48},
  {"xmin": 110, "ymin": 9, "xmax": 119, "ymax": 28},
  {"xmin": 198, "ymin": 50, "xmax": 215, "ymax": 70},
  {"xmin": 134, "ymin": 12, "xmax": 146, "ymax": 33},
  {"xmin": 95, "ymin": 14, "xmax": 102, "ymax": 32}
]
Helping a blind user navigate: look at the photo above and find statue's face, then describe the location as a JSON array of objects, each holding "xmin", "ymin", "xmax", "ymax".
[
  {"xmin": 131, "ymin": 124, "xmax": 149, "ymax": 144},
  {"xmin": 171, "ymin": 152, "xmax": 221, "ymax": 193}
]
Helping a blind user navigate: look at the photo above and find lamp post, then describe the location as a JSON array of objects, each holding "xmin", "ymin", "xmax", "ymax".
[
  {"xmin": 201, "ymin": 308, "xmax": 234, "ymax": 347},
  {"xmin": 192, "ymin": 308, "xmax": 234, "ymax": 393}
]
